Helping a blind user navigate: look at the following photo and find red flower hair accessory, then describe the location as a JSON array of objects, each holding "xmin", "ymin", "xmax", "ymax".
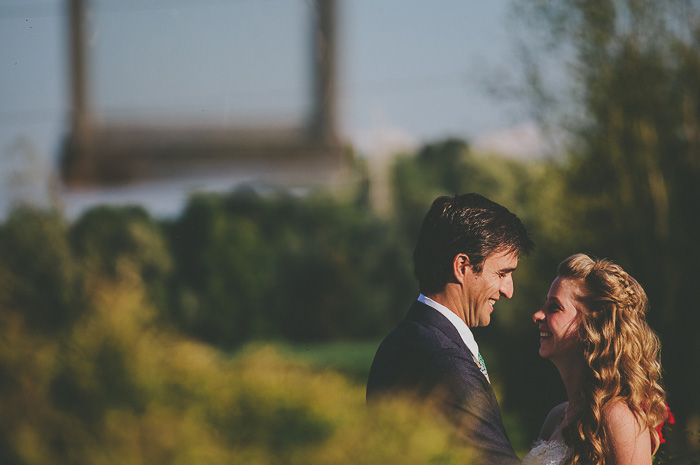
[{"xmin": 654, "ymin": 403, "xmax": 675, "ymax": 447}]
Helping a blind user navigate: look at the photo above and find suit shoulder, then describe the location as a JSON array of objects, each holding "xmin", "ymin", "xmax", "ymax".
[
  {"xmin": 367, "ymin": 319, "xmax": 472, "ymax": 399},
  {"xmin": 386, "ymin": 317, "xmax": 462, "ymax": 351}
]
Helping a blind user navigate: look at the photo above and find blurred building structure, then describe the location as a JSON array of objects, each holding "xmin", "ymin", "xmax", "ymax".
[{"xmin": 60, "ymin": 0, "xmax": 346, "ymax": 188}]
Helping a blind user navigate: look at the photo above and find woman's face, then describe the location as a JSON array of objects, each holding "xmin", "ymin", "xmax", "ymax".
[{"xmin": 533, "ymin": 277, "xmax": 582, "ymax": 364}]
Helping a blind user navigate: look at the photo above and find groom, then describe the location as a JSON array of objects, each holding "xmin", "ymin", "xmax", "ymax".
[{"xmin": 366, "ymin": 193, "xmax": 533, "ymax": 465}]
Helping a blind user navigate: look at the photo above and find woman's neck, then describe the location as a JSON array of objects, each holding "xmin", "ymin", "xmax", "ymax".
[{"xmin": 555, "ymin": 358, "xmax": 586, "ymax": 412}]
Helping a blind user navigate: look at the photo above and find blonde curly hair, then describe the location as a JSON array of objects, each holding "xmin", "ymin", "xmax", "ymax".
[{"xmin": 557, "ymin": 254, "xmax": 666, "ymax": 465}]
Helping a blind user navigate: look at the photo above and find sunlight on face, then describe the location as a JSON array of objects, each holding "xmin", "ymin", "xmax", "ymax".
[
  {"xmin": 463, "ymin": 250, "xmax": 518, "ymax": 327},
  {"xmin": 533, "ymin": 277, "xmax": 582, "ymax": 364}
]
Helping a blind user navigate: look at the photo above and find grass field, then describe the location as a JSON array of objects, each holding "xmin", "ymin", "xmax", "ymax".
[{"xmin": 270, "ymin": 339, "xmax": 382, "ymax": 384}]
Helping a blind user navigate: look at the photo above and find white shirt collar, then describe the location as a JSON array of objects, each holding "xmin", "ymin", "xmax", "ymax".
[{"xmin": 417, "ymin": 294, "xmax": 480, "ymax": 359}]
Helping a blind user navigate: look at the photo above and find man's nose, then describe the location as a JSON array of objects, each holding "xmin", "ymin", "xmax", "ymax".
[
  {"xmin": 500, "ymin": 275, "xmax": 514, "ymax": 299},
  {"xmin": 533, "ymin": 309, "xmax": 545, "ymax": 323}
]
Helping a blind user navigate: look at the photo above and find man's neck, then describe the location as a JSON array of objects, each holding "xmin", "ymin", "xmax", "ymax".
[
  {"xmin": 419, "ymin": 294, "xmax": 480, "ymax": 359},
  {"xmin": 425, "ymin": 287, "xmax": 467, "ymax": 326}
]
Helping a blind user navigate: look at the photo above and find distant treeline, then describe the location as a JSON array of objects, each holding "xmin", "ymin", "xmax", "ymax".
[{"xmin": 0, "ymin": 139, "xmax": 575, "ymax": 347}]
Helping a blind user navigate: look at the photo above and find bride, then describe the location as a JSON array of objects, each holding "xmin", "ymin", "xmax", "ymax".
[{"xmin": 522, "ymin": 254, "xmax": 668, "ymax": 465}]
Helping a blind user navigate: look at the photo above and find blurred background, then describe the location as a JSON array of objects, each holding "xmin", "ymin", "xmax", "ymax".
[{"xmin": 1, "ymin": 0, "xmax": 699, "ymax": 464}]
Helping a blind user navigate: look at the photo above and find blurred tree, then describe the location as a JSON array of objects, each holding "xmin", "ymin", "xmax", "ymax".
[
  {"xmin": 515, "ymin": 0, "xmax": 700, "ymax": 453},
  {"xmin": 270, "ymin": 194, "xmax": 413, "ymax": 341},
  {"xmin": 167, "ymin": 186, "xmax": 413, "ymax": 347},
  {"xmin": 166, "ymin": 191, "xmax": 276, "ymax": 347},
  {"xmin": 0, "ymin": 207, "xmax": 83, "ymax": 464},
  {"xmin": 0, "ymin": 207, "xmax": 83, "ymax": 333},
  {"xmin": 70, "ymin": 205, "xmax": 173, "ymax": 314}
]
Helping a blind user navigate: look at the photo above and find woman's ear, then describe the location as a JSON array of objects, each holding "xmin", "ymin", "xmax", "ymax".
[{"xmin": 453, "ymin": 253, "xmax": 471, "ymax": 284}]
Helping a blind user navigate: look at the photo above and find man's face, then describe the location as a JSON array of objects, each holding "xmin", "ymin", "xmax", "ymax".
[{"xmin": 463, "ymin": 250, "xmax": 519, "ymax": 327}]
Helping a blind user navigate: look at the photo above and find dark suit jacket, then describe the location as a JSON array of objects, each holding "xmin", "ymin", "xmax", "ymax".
[{"xmin": 366, "ymin": 300, "xmax": 521, "ymax": 465}]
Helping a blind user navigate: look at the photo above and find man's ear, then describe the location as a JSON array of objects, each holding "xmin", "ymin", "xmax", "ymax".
[{"xmin": 453, "ymin": 253, "xmax": 471, "ymax": 284}]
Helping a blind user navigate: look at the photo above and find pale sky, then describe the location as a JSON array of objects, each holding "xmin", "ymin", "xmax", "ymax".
[{"xmin": 0, "ymin": 0, "xmax": 545, "ymax": 217}]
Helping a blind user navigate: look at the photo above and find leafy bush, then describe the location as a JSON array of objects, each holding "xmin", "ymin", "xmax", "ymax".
[
  {"xmin": 0, "ymin": 207, "xmax": 83, "ymax": 333},
  {"xmin": 0, "ymin": 265, "xmax": 474, "ymax": 464},
  {"xmin": 71, "ymin": 205, "xmax": 173, "ymax": 314}
]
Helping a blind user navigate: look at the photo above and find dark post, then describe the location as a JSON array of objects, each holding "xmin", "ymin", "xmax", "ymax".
[
  {"xmin": 64, "ymin": 0, "xmax": 94, "ymax": 184},
  {"xmin": 311, "ymin": 0, "xmax": 338, "ymax": 146}
]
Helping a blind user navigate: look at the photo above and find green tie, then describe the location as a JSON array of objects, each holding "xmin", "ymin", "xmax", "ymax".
[{"xmin": 477, "ymin": 353, "xmax": 490, "ymax": 382}]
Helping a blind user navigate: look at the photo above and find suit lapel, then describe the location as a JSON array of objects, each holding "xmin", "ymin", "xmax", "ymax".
[
  {"xmin": 406, "ymin": 300, "xmax": 491, "ymax": 383},
  {"xmin": 405, "ymin": 300, "xmax": 470, "ymax": 354}
]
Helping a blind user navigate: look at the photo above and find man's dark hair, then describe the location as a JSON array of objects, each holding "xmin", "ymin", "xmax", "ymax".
[{"xmin": 413, "ymin": 193, "xmax": 534, "ymax": 295}]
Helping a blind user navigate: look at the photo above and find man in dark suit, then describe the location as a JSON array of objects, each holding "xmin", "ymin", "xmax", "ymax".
[{"xmin": 366, "ymin": 193, "xmax": 534, "ymax": 465}]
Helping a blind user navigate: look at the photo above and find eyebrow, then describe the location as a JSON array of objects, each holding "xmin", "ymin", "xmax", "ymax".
[{"xmin": 544, "ymin": 296, "xmax": 567, "ymax": 309}]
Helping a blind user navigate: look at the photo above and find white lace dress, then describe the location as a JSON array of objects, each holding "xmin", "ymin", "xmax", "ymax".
[{"xmin": 522, "ymin": 439, "xmax": 570, "ymax": 465}]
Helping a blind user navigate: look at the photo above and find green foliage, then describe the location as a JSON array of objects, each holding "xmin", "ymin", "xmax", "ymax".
[
  {"xmin": 71, "ymin": 205, "xmax": 173, "ymax": 313},
  {"xmin": 278, "ymin": 339, "xmax": 382, "ymax": 383},
  {"xmin": 166, "ymin": 187, "xmax": 414, "ymax": 346},
  {"xmin": 268, "ymin": 193, "xmax": 412, "ymax": 342},
  {"xmin": 392, "ymin": 139, "xmax": 467, "ymax": 245},
  {"xmin": 0, "ymin": 207, "xmax": 83, "ymax": 333},
  {"xmin": 0, "ymin": 265, "xmax": 474, "ymax": 464},
  {"xmin": 166, "ymin": 192, "xmax": 277, "ymax": 346}
]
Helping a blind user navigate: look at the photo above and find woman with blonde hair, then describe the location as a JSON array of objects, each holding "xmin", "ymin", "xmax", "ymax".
[{"xmin": 523, "ymin": 253, "xmax": 668, "ymax": 465}]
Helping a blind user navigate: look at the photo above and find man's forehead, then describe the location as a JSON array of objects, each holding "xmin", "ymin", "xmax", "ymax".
[{"xmin": 486, "ymin": 250, "xmax": 519, "ymax": 269}]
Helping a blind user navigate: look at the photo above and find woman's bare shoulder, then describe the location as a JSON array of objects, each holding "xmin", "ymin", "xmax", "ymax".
[
  {"xmin": 602, "ymin": 400, "xmax": 643, "ymax": 432},
  {"xmin": 602, "ymin": 400, "xmax": 652, "ymax": 465}
]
